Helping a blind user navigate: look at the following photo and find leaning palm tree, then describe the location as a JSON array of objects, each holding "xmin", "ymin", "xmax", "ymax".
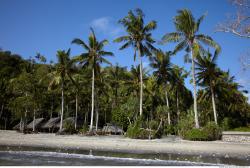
[
  {"xmin": 161, "ymin": 9, "xmax": 221, "ymax": 128},
  {"xmin": 195, "ymin": 51, "xmax": 222, "ymax": 125},
  {"xmin": 72, "ymin": 28, "xmax": 113, "ymax": 132},
  {"xmin": 47, "ymin": 49, "xmax": 76, "ymax": 131},
  {"xmin": 114, "ymin": 8, "xmax": 157, "ymax": 116},
  {"xmin": 150, "ymin": 50, "xmax": 173, "ymax": 125}
]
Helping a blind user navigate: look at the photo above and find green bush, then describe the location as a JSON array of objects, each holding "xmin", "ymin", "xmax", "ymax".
[
  {"xmin": 231, "ymin": 127, "xmax": 250, "ymax": 132},
  {"xmin": 221, "ymin": 117, "xmax": 233, "ymax": 131},
  {"xmin": 178, "ymin": 113, "xmax": 195, "ymax": 137},
  {"xmin": 184, "ymin": 128, "xmax": 208, "ymax": 141},
  {"xmin": 164, "ymin": 125, "xmax": 177, "ymax": 135},
  {"xmin": 203, "ymin": 122, "xmax": 222, "ymax": 140},
  {"xmin": 149, "ymin": 120, "xmax": 158, "ymax": 130},
  {"xmin": 126, "ymin": 118, "xmax": 160, "ymax": 139},
  {"xmin": 79, "ymin": 123, "xmax": 89, "ymax": 134},
  {"xmin": 63, "ymin": 120, "xmax": 76, "ymax": 134}
]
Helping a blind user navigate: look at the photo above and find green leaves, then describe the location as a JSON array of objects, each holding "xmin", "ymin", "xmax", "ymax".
[
  {"xmin": 115, "ymin": 8, "xmax": 156, "ymax": 58},
  {"xmin": 161, "ymin": 32, "xmax": 182, "ymax": 44}
]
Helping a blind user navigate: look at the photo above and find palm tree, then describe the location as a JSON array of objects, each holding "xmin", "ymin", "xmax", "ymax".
[
  {"xmin": 47, "ymin": 49, "xmax": 75, "ymax": 131},
  {"xmin": 195, "ymin": 51, "xmax": 222, "ymax": 125},
  {"xmin": 171, "ymin": 65, "xmax": 189, "ymax": 123},
  {"xmin": 114, "ymin": 8, "xmax": 157, "ymax": 116},
  {"xmin": 72, "ymin": 28, "xmax": 113, "ymax": 132},
  {"xmin": 150, "ymin": 50, "xmax": 173, "ymax": 125},
  {"xmin": 161, "ymin": 9, "xmax": 221, "ymax": 128}
]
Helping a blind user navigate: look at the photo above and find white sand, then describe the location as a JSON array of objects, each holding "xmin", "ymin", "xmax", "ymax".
[{"xmin": 0, "ymin": 130, "xmax": 249, "ymax": 158}]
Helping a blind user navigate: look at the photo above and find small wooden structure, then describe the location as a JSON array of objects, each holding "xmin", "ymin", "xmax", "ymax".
[
  {"xmin": 26, "ymin": 118, "xmax": 45, "ymax": 131},
  {"xmin": 41, "ymin": 117, "xmax": 60, "ymax": 133},
  {"xmin": 102, "ymin": 123, "xmax": 124, "ymax": 135}
]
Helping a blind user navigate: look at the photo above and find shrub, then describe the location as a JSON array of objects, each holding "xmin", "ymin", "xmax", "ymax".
[
  {"xmin": 232, "ymin": 127, "xmax": 250, "ymax": 132},
  {"xmin": 221, "ymin": 117, "xmax": 233, "ymax": 131},
  {"xmin": 203, "ymin": 122, "xmax": 222, "ymax": 140},
  {"xmin": 184, "ymin": 128, "xmax": 208, "ymax": 141},
  {"xmin": 149, "ymin": 120, "xmax": 158, "ymax": 130},
  {"xmin": 63, "ymin": 120, "xmax": 76, "ymax": 134},
  {"xmin": 178, "ymin": 113, "xmax": 195, "ymax": 137},
  {"xmin": 126, "ymin": 118, "xmax": 160, "ymax": 139},
  {"xmin": 164, "ymin": 125, "xmax": 177, "ymax": 135},
  {"xmin": 79, "ymin": 123, "xmax": 89, "ymax": 134}
]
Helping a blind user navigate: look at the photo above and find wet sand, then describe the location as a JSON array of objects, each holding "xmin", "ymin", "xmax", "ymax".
[{"xmin": 0, "ymin": 130, "xmax": 249, "ymax": 159}]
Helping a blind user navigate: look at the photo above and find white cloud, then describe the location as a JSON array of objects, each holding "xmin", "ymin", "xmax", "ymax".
[{"xmin": 90, "ymin": 17, "xmax": 123, "ymax": 37}]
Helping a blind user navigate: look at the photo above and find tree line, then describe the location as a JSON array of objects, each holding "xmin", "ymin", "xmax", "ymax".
[{"xmin": 0, "ymin": 9, "xmax": 249, "ymax": 137}]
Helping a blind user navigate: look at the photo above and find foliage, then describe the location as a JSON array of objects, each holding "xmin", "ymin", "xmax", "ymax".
[
  {"xmin": 231, "ymin": 127, "xmax": 250, "ymax": 132},
  {"xmin": 203, "ymin": 122, "xmax": 222, "ymax": 140},
  {"xmin": 178, "ymin": 112, "xmax": 195, "ymax": 137},
  {"xmin": 220, "ymin": 117, "xmax": 233, "ymax": 131},
  {"xmin": 184, "ymin": 128, "xmax": 209, "ymax": 141},
  {"xmin": 63, "ymin": 119, "xmax": 76, "ymax": 134},
  {"xmin": 164, "ymin": 125, "xmax": 177, "ymax": 135},
  {"xmin": 79, "ymin": 123, "xmax": 89, "ymax": 134}
]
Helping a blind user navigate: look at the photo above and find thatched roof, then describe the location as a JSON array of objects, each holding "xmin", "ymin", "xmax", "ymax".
[
  {"xmin": 13, "ymin": 122, "xmax": 27, "ymax": 130},
  {"xmin": 41, "ymin": 117, "xmax": 60, "ymax": 129},
  {"xmin": 55, "ymin": 117, "xmax": 83, "ymax": 128},
  {"xmin": 27, "ymin": 118, "xmax": 45, "ymax": 129},
  {"xmin": 102, "ymin": 123, "xmax": 124, "ymax": 134}
]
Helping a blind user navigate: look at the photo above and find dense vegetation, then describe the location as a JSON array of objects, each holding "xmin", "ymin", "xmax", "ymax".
[{"xmin": 0, "ymin": 9, "xmax": 249, "ymax": 140}]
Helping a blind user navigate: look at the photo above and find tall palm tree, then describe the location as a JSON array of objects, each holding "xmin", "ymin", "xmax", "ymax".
[
  {"xmin": 171, "ymin": 65, "xmax": 189, "ymax": 123},
  {"xmin": 47, "ymin": 49, "xmax": 75, "ymax": 131},
  {"xmin": 114, "ymin": 8, "xmax": 157, "ymax": 116},
  {"xmin": 72, "ymin": 28, "xmax": 113, "ymax": 132},
  {"xmin": 150, "ymin": 50, "xmax": 173, "ymax": 125},
  {"xmin": 161, "ymin": 9, "xmax": 221, "ymax": 128},
  {"xmin": 195, "ymin": 51, "xmax": 222, "ymax": 125}
]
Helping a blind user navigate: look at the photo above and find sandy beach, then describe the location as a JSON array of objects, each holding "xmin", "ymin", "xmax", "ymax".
[{"xmin": 0, "ymin": 130, "xmax": 250, "ymax": 159}]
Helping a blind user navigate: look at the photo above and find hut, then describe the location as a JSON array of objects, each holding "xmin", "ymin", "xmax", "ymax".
[
  {"xmin": 56, "ymin": 117, "xmax": 83, "ymax": 129},
  {"xmin": 12, "ymin": 120, "xmax": 29, "ymax": 131},
  {"xmin": 102, "ymin": 123, "xmax": 124, "ymax": 135},
  {"xmin": 41, "ymin": 117, "xmax": 60, "ymax": 133},
  {"xmin": 26, "ymin": 118, "xmax": 45, "ymax": 131}
]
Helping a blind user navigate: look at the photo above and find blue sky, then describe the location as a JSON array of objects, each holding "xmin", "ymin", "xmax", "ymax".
[{"xmin": 0, "ymin": 0, "xmax": 249, "ymax": 101}]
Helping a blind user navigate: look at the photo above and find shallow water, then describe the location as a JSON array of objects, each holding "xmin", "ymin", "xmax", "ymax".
[{"xmin": 0, "ymin": 145, "xmax": 249, "ymax": 166}]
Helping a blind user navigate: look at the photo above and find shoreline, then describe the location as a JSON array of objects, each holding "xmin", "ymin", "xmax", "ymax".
[{"xmin": 0, "ymin": 130, "xmax": 250, "ymax": 159}]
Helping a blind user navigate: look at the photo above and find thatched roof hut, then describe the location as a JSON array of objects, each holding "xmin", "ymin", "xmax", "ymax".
[
  {"xmin": 102, "ymin": 123, "xmax": 124, "ymax": 135},
  {"xmin": 55, "ymin": 117, "xmax": 83, "ymax": 129},
  {"xmin": 41, "ymin": 117, "xmax": 60, "ymax": 129},
  {"xmin": 13, "ymin": 121, "xmax": 28, "ymax": 130},
  {"xmin": 27, "ymin": 118, "xmax": 45, "ymax": 130}
]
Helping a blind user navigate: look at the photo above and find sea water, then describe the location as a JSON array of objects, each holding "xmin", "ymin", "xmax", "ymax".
[{"xmin": 0, "ymin": 145, "xmax": 249, "ymax": 166}]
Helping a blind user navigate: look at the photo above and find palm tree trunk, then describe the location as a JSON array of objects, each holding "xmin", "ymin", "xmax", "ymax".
[
  {"xmin": 95, "ymin": 101, "xmax": 99, "ymax": 132},
  {"xmin": 191, "ymin": 47, "xmax": 199, "ymax": 128},
  {"xmin": 33, "ymin": 109, "xmax": 36, "ymax": 132},
  {"xmin": 165, "ymin": 89, "xmax": 171, "ymax": 125},
  {"xmin": 60, "ymin": 81, "xmax": 64, "ymax": 131},
  {"xmin": 75, "ymin": 94, "xmax": 78, "ymax": 130},
  {"xmin": 138, "ymin": 44, "xmax": 143, "ymax": 116},
  {"xmin": 20, "ymin": 116, "xmax": 23, "ymax": 132},
  {"xmin": 0, "ymin": 104, "xmax": 4, "ymax": 119},
  {"xmin": 211, "ymin": 87, "xmax": 218, "ymax": 125},
  {"xmin": 176, "ymin": 91, "xmax": 180, "ymax": 123},
  {"xmin": 90, "ymin": 68, "xmax": 95, "ymax": 132}
]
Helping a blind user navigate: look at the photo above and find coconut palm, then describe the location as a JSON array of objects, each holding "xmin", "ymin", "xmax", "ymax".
[
  {"xmin": 195, "ymin": 51, "xmax": 222, "ymax": 125},
  {"xmin": 150, "ymin": 50, "xmax": 173, "ymax": 125},
  {"xmin": 161, "ymin": 9, "xmax": 221, "ymax": 128},
  {"xmin": 72, "ymin": 28, "xmax": 113, "ymax": 132},
  {"xmin": 171, "ymin": 65, "xmax": 189, "ymax": 123},
  {"xmin": 114, "ymin": 8, "xmax": 157, "ymax": 116},
  {"xmin": 47, "ymin": 49, "xmax": 75, "ymax": 131}
]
